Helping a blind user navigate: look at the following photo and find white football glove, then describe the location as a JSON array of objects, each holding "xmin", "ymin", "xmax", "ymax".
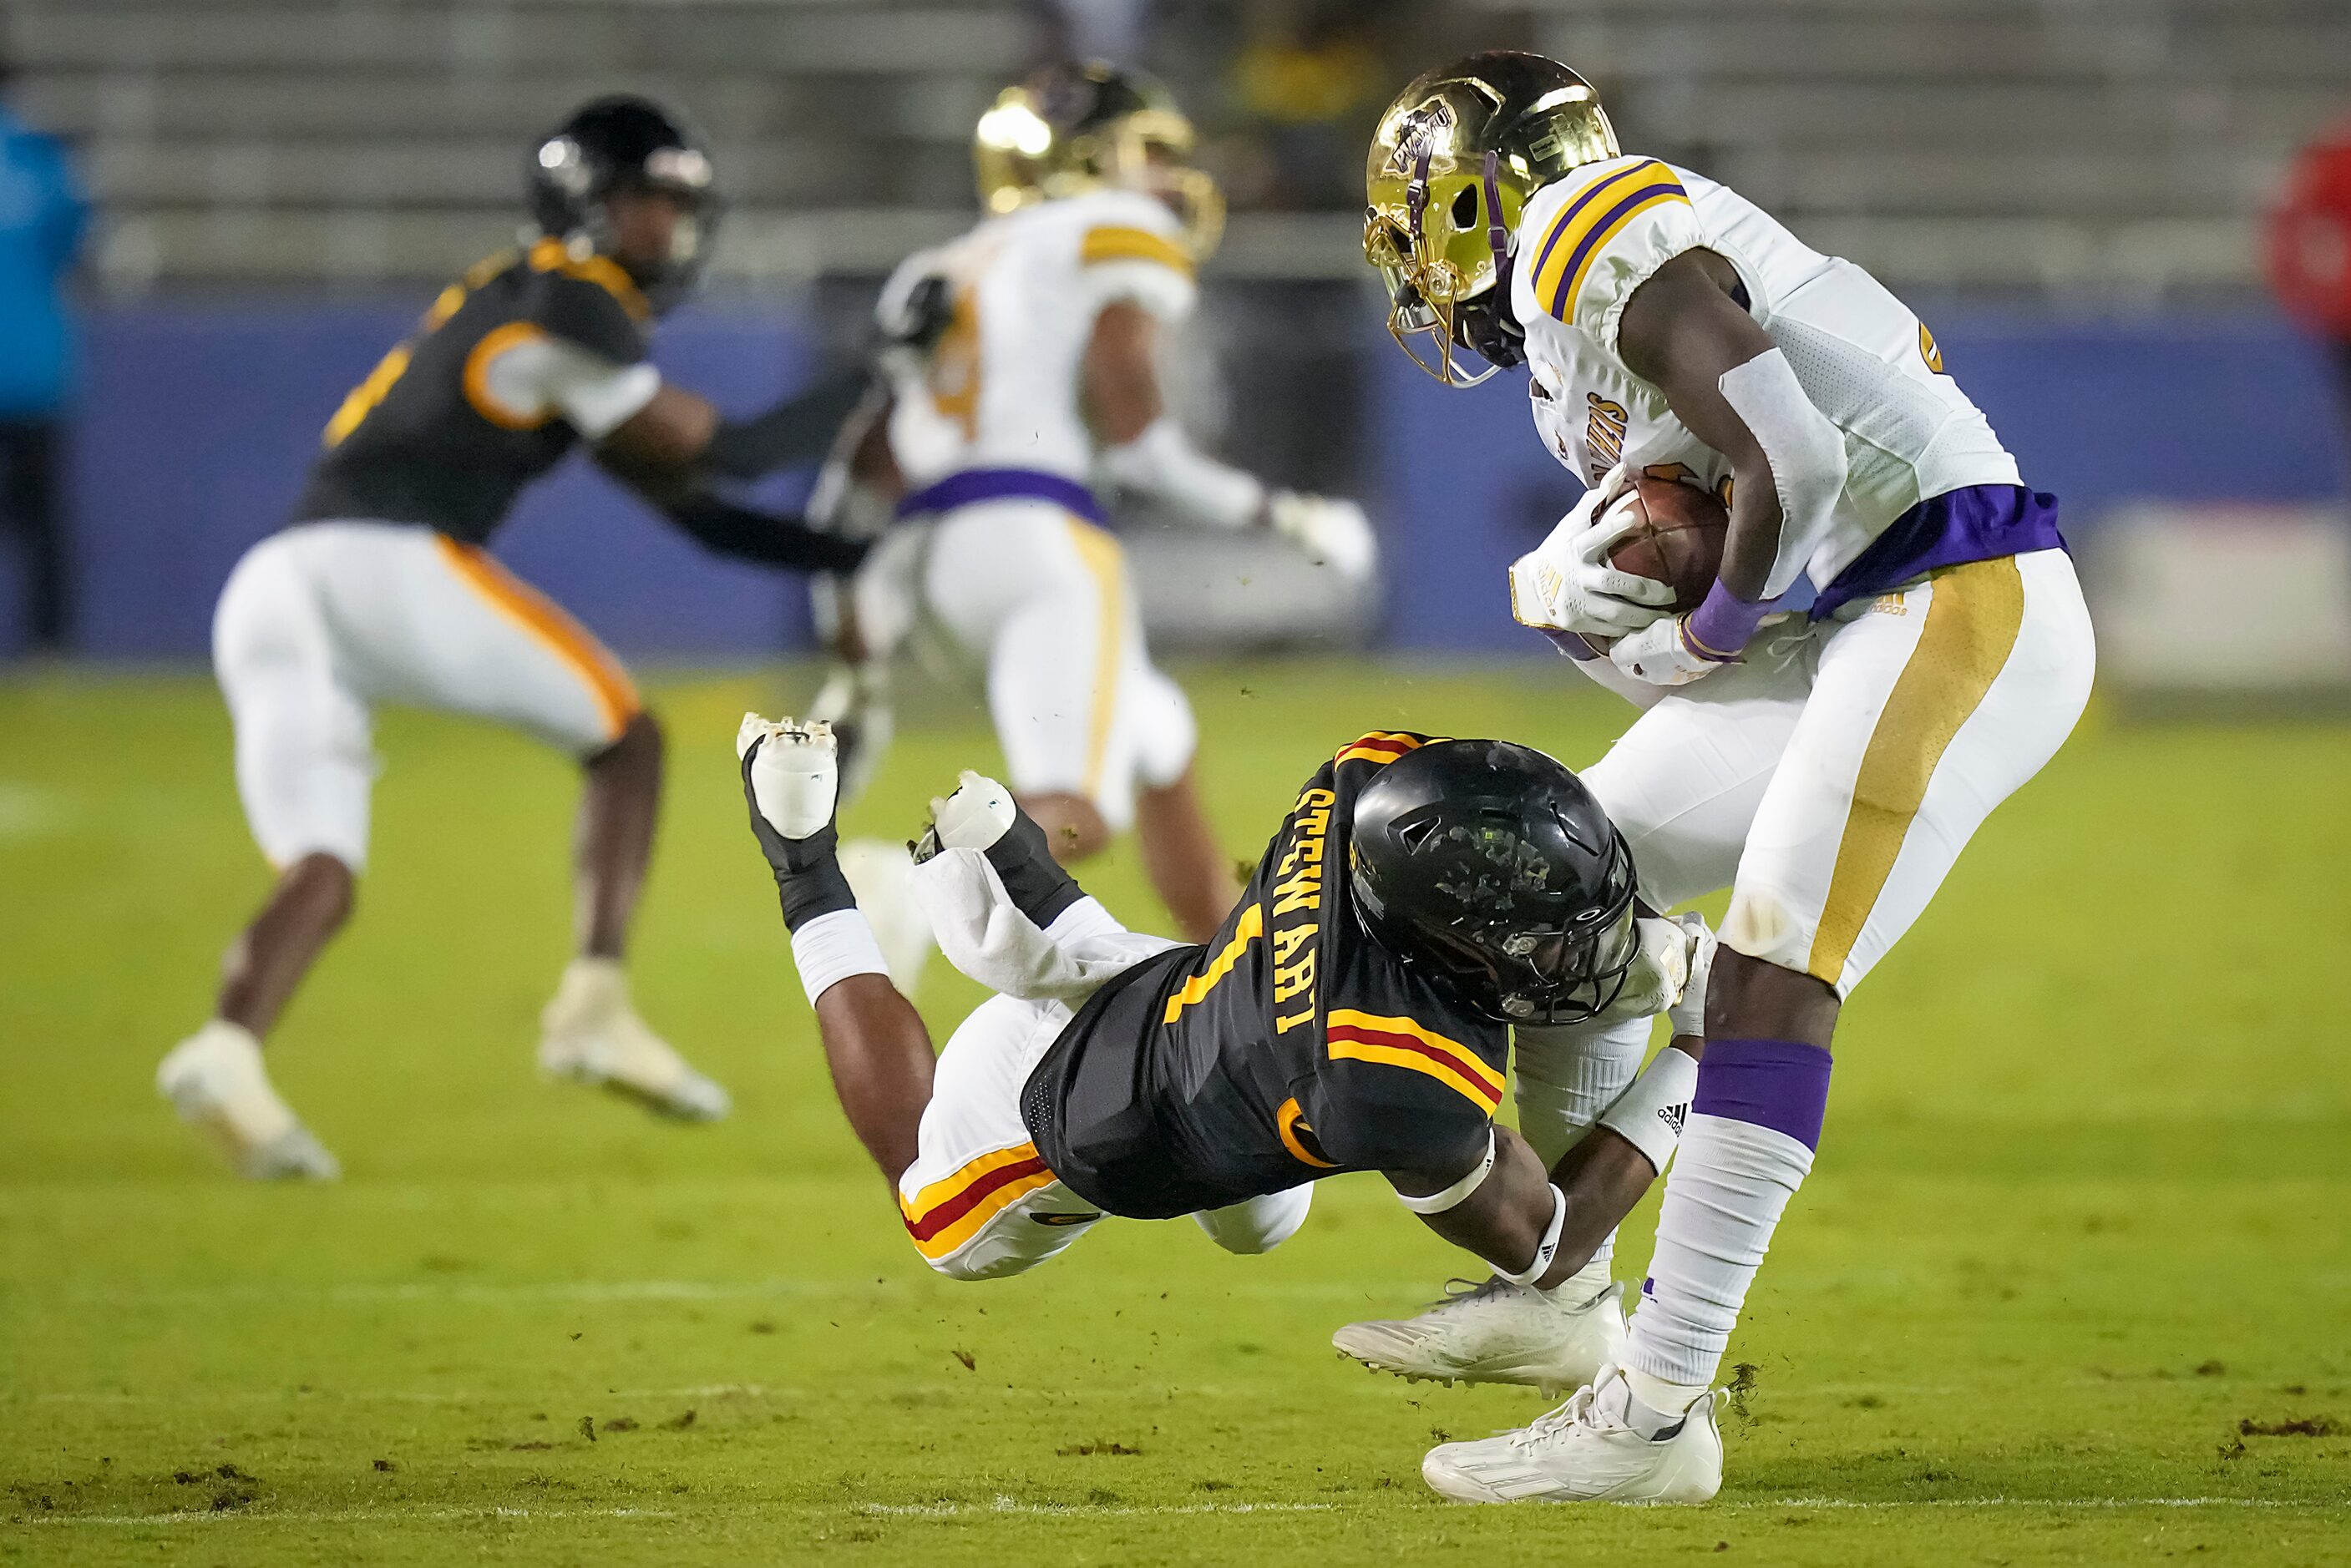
[
  {"xmin": 1266, "ymin": 492, "xmax": 1378, "ymax": 579},
  {"xmin": 1666, "ymin": 913, "xmax": 1716, "ymax": 1038},
  {"xmin": 1507, "ymin": 472, "xmax": 1675, "ymax": 642},
  {"xmin": 1608, "ymin": 613, "xmax": 1735, "ymax": 687}
]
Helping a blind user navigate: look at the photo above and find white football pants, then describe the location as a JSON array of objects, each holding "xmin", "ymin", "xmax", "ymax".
[{"xmin": 212, "ymin": 520, "xmax": 638, "ymax": 872}]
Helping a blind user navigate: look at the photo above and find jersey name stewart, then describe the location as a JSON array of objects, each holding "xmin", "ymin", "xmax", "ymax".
[
  {"xmin": 1021, "ymin": 731, "xmax": 1507, "ymax": 1219},
  {"xmin": 293, "ymin": 240, "xmax": 652, "ymax": 544}
]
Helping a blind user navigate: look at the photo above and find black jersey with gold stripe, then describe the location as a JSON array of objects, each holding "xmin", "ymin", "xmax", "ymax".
[
  {"xmin": 292, "ymin": 240, "xmax": 651, "ymax": 544},
  {"xmin": 1021, "ymin": 731, "xmax": 1508, "ymax": 1220}
]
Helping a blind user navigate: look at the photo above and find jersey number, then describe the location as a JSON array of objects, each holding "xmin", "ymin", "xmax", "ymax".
[
  {"xmin": 321, "ymin": 279, "xmax": 472, "ymax": 447},
  {"xmin": 926, "ymin": 284, "xmax": 982, "ymax": 441}
]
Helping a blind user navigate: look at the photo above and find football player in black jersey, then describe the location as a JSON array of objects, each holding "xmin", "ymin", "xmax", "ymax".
[
  {"xmin": 160, "ymin": 96, "xmax": 879, "ymax": 1178},
  {"xmin": 736, "ymin": 717, "xmax": 1710, "ymax": 1353}
]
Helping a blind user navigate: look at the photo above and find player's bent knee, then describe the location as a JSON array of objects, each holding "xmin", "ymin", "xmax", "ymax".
[
  {"xmin": 585, "ymin": 708, "xmax": 661, "ymax": 774},
  {"xmin": 1193, "ymin": 1187, "xmax": 1312, "ymax": 1256},
  {"xmin": 1018, "ymin": 792, "xmax": 1110, "ymax": 863}
]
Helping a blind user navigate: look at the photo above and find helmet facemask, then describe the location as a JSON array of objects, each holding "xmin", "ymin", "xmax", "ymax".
[
  {"xmin": 1363, "ymin": 52, "xmax": 1623, "ymax": 387},
  {"xmin": 1364, "ymin": 146, "xmax": 1520, "ymax": 387},
  {"xmin": 1362, "ymin": 832, "xmax": 1639, "ymax": 1026}
]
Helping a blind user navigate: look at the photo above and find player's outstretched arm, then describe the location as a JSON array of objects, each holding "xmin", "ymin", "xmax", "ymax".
[
  {"xmin": 1084, "ymin": 303, "xmax": 1377, "ymax": 579},
  {"xmin": 595, "ymin": 448, "xmax": 871, "ymax": 573},
  {"xmin": 1393, "ymin": 1125, "xmax": 1651, "ymax": 1291},
  {"xmin": 600, "ymin": 369, "xmax": 874, "ymax": 482}
]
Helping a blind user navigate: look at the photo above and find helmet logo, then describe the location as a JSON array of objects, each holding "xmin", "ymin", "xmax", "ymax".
[{"xmin": 1387, "ymin": 100, "xmax": 1457, "ymax": 176}]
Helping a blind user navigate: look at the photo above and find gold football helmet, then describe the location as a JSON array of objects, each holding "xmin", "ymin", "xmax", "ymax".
[
  {"xmin": 974, "ymin": 61, "xmax": 1224, "ymax": 260},
  {"xmin": 1365, "ymin": 52, "xmax": 1619, "ymax": 386}
]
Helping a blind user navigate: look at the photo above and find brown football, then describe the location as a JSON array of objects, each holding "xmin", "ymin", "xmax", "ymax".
[{"xmin": 1608, "ymin": 475, "xmax": 1729, "ymax": 614}]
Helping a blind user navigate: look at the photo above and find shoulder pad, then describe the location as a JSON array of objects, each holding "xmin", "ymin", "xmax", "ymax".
[{"xmin": 1522, "ymin": 157, "xmax": 1699, "ymax": 346}]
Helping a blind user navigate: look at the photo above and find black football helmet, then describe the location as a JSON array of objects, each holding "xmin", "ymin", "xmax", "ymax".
[
  {"xmin": 528, "ymin": 95, "xmax": 719, "ymax": 311},
  {"xmin": 1350, "ymin": 739, "xmax": 1638, "ymax": 1025}
]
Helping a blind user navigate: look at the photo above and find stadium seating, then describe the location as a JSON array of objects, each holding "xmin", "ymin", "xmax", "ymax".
[{"xmin": 11, "ymin": 0, "xmax": 2350, "ymax": 293}]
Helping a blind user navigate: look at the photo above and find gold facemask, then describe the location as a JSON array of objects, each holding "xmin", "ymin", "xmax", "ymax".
[
  {"xmin": 1364, "ymin": 52, "xmax": 1620, "ymax": 386},
  {"xmin": 974, "ymin": 63, "xmax": 1225, "ymax": 261}
]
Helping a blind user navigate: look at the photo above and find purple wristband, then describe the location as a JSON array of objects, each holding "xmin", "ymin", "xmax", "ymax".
[{"xmin": 1684, "ymin": 579, "xmax": 1766, "ymax": 661}]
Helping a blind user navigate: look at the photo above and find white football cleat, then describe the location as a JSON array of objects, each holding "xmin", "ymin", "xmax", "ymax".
[
  {"xmin": 839, "ymin": 837, "xmax": 933, "ymax": 994},
  {"xmin": 539, "ymin": 958, "xmax": 730, "ymax": 1121},
  {"xmin": 736, "ymin": 714, "xmax": 839, "ymax": 840},
  {"xmin": 156, "ymin": 1021, "xmax": 341, "ymax": 1180},
  {"xmin": 1421, "ymin": 1363, "xmax": 1725, "ymax": 1505},
  {"xmin": 1333, "ymin": 1266, "xmax": 1626, "ymax": 1395}
]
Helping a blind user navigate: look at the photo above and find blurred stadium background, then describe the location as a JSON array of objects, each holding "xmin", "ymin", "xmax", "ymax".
[
  {"xmin": 8, "ymin": 7, "xmax": 2351, "ymax": 1558},
  {"xmin": 3, "ymin": 0, "xmax": 2348, "ymax": 673}
]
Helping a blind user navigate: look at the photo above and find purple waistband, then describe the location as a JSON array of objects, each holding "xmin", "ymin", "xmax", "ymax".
[
  {"xmin": 1690, "ymin": 1037, "xmax": 1834, "ymax": 1151},
  {"xmin": 896, "ymin": 468, "xmax": 1105, "ymax": 524},
  {"xmin": 1812, "ymin": 484, "xmax": 2066, "ymax": 619}
]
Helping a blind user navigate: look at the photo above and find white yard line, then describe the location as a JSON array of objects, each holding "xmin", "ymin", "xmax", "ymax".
[
  {"xmin": 48, "ymin": 1277, "xmax": 1428, "ymax": 1308},
  {"xmin": 18, "ymin": 1506, "xmax": 679, "ymax": 1528},
  {"xmin": 22, "ymin": 1496, "xmax": 2347, "ymax": 1530}
]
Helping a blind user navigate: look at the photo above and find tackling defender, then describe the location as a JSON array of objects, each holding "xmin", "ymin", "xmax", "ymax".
[
  {"xmin": 1348, "ymin": 53, "xmax": 2096, "ymax": 1502},
  {"xmin": 739, "ymin": 716, "xmax": 1710, "ymax": 1378},
  {"xmin": 160, "ymin": 97, "xmax": 873, "ymax": 1177},
  {"xmin": 810, "ymin": 62, "xmax": 1377, "ymax": 969}
]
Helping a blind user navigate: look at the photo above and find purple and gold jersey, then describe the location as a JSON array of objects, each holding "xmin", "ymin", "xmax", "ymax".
[{"xmin": 1021, "ymin": 731, "xmax": 1507, "ymax": 1219}]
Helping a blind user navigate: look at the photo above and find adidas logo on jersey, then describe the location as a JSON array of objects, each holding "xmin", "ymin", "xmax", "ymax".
[{"xmin": 1659, "ymin": 1102, "xmax": 1687, "ymax": 1137}]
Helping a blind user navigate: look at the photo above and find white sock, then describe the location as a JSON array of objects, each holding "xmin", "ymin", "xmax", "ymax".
[
  {"xmin": 1514, "ymin": 1013, "xmax": 1650, "ymax": 1280},
  {"xmin": 1625, "ymin": 1110, "xmax": 1814, "ymax": 1389},
  {"xmin": 788, "ymin": 908, "xmax": 889, "ymax": 1009}
]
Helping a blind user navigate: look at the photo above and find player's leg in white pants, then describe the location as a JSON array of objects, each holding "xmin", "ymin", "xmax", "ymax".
[
  {"xmin": 1193, "ymin": 1186, "xmax": 1313, "ymax": 1255},
  {"xmin": 923, "ymin": 498, "xmax": 1229, "ymax": 939},
  {"xmin": 1627, "ymin": 553, "xmax": 2095, "ymax": 1409},
  {"xmin": 895, "ymin": 994, "xmax": 1110, "ymax": 1281}
]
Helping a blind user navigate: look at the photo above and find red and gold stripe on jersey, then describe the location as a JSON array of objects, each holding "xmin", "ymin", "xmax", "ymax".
[
  {"xmin": 1325, "ymin": 1009, "xmax": 1505, "ymax": 1113},
  {"xmin": 1334, "ymin": 731, "xmax": 1432, "ymax": 768},
  {"xmin": 897, "ymin": 1142, "xmax": 1056, "ymax": 1262}
]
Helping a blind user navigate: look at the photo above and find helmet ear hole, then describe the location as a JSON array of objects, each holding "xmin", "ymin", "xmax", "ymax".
[
  {"xmin": 1392, "ymin": 807, "xmax": 1443, "ymax": 853},
  {"xmin": 1451, "ymin": 184, "xmax": 1479, "ymax": 228}
]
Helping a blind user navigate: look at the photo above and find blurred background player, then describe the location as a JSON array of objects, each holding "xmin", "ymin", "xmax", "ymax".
[
  {"xmin": 1355, "ymin": 53, "xmax": 2095, "ymax": 1503},
  {"xmin": 2267, "ymin": 115, "xmax": 2351, "ymax": 470},
  {"xmin": 740, "ymin": 716, "xmax": 1705, "ymax": 1322},
  {"xmin": 0, "ymin": 54, "xmax": 89, "ymax": 655},
  {"xmin": 159, "ymin": 96, "xmax": 873, "ymax": 1178},
  {"xmin": 808, "ymin": 61, "xmax": 1378, "ymax": 979}
]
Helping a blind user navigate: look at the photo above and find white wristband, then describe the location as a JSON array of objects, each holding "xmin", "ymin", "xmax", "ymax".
[
  {"xmin": 788, "ymin": 908, "xmax": 889, "ymax": 1008},
  {"xmin": 1598, "ymin": 1046, "xmax": 1700, "ymax": 1176},
  {"xmin": 1394, "ymin": 1130, "xmax": 1497, "ymax": 1215},
  {"xmin": 1498, "ymin": 1183, "xmax": 1569, "ymax": 1287}
]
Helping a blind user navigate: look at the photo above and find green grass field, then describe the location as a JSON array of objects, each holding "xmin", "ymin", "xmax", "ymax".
[{"xmin": 3, "ymin": 660, "xmax": 2349, "ymax": 1565}]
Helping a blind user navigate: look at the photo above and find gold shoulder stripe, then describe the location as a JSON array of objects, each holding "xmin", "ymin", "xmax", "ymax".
[
  {"xmin": 1325, "ymin": 1008, "xmax": 1505, "ymax": 1110},
  {"xmin": 527, "ymin": 235, "xmax": 651, "ymax": 322},
  {"xmin": 1163, "ymin": 903, "xmax": 1264, "ymax": 1024},
  {"xmin": 1081, "ymin": 225, "xmax": 1195, "ymax": 278},
  {"xmin": 1527, "ymin": 159, "xmax": 1690, "ymax": 324}
]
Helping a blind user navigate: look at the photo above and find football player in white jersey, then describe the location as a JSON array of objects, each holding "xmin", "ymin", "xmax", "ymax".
[
  {"xmin": 1336, "ymin": 53, "xmax": 2096, "ymax": 1504},
  {"xmin": 813, "ymin": 63, "xmax": 1376, "ymax": 969}
]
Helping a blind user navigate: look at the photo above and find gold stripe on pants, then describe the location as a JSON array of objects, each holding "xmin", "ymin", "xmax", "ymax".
[{"xmin": 1807, "ymin": 559, "xmax": 2026, "ymax": 987}]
